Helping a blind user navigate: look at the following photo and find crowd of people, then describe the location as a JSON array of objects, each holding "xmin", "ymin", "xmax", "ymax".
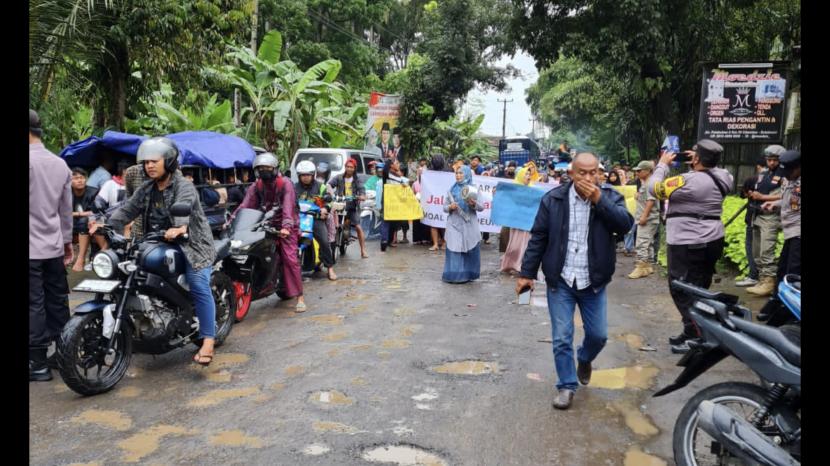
[{"xmin": 30, "ymin": 107, "xmax": 800, "ymax": 416}]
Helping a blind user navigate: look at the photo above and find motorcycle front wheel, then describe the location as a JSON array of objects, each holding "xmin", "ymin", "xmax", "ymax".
[
  {"xmin": 56, "ymin": 312, "xmax": 133, "ymax": 396},
  {"xmin": 673, "ymin": 382, "xmax": 779, "ymax": 466}
]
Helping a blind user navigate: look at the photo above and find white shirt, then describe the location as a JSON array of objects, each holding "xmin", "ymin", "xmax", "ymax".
[
  {"xmin": 96, "ymin": 178, "xmax": 125, "ymax": 209},
  {"xmin": 560, "ymin": 184, "xmax": 592, "ymax": 290}
]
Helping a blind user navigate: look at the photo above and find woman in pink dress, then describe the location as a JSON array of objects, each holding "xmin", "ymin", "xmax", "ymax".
[{"xmin": 500, "ymin": 166, "xmax": 536, "ymax": 274}]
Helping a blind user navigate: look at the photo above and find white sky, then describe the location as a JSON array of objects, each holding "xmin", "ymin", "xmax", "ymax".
[{"xmin": 463, "ymin": 51, "xmax": 539, "ymax": 138}]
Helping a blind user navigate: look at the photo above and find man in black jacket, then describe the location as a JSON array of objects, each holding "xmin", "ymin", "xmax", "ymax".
[{"xmin": 517, "ymin": 152, "xmax": 633, "ymax": 410}]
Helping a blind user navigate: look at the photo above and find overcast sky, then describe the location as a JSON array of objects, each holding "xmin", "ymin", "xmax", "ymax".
[{"xmin": 463, "ymin": 51, "xmax": 540, "ymax": 138}]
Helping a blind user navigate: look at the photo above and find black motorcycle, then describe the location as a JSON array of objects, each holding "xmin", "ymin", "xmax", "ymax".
[
  {"xmin": 221, "ymin": 207, "xmax": 289, "ymax": 322},
  {"xmin": 654, "ymin": 280, "xmax": 800, "ymax": 466},
  {"xmin": 56, "ymin": 203, "xmax": 236, "ymax": 396},
  {"xmin": 330, "ymin": 195, "xmax": 356, "ymax": 261}
]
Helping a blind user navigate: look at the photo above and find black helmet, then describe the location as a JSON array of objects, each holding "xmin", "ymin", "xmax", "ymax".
[
  {"xmin": 779, "ymin": 150, "xmax": 801, "ymax": 178},
  {"xmin": 137, "ymin": 137, "xmax": 179, "ymax": 176}
]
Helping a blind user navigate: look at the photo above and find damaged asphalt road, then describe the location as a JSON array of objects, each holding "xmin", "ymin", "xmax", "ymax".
[{"xmin": 30, "ymin": 240, "xmax": 758, "ymax": 465}]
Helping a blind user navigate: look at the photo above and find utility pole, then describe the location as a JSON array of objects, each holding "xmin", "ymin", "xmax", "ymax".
[
  {"xmin": 498, "ymin": 98, "xmax": 513, "ymax": 139},
  {"xmin": 529, "ymin": 117, "xmax": 536, "ymax": 140}
]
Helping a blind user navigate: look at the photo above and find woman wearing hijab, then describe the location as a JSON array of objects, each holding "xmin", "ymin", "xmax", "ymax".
[
  {"xmin": 500, "ymin": 166, "xmax": 537, "ymax": 274},
  {"xmin": 428, "ymin": 154, "xmax": 448, "ymax": 251},
  {"xmin": 442, "ymin": 165, "xmax": 485, "ymax": 283},
  {"xmin": 607, "ymin": 170, "xmax": 622, "ymax": 186},
  {"xmin": 411, "ymin": 166, "xmax": 431, "ymax": 245}
]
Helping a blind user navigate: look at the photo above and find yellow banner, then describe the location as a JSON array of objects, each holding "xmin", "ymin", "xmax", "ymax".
[
  {"xmin": 383, "ymin": 184, "xmax": 424, "ymax": 221},
  {"xmin": 614, "ymin": 185, "xmax": 638, "ymax": 216}
]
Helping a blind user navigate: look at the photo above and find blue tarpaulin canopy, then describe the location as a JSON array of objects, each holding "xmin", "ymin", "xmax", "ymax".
[{"xmin": 59, "ymin": 130, "xmax": 256, "ymax": 169}]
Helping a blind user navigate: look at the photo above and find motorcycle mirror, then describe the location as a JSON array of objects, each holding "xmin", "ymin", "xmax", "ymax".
[{"xmin": 170, "ymin": 202, "xmax": 192, "ymax": 217}]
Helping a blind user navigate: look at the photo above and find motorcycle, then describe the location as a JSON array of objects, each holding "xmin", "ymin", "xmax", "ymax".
[
  {"xmin": 330, "ymin": 195, "xmax": 357, "ymax": 261},
  {"xmin": 221, "ymin": 207, "xmax": 289, "ymax": 322},
  {"xmin": 654, "ymin": 279, "xmax": 801, "ymax": 466},
  {"xmin": 56, "ymin": 203, "xmax": 236, "ymax": 396},
  {"xmin": 758, "ymin": 275, "xmax": 801, "ymax": 327},
  {"xmin": 359, "ymin": 190, "xmax": 382, "ymax": 240},
  {"xmin": 297, "ymin": 198, "xmax": 326, "ymax": 277}
]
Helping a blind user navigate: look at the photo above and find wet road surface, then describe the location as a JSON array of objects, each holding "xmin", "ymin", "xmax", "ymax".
[{"xmin": 30, "ymin": 239, "xmax": 759, "ymax": 465}]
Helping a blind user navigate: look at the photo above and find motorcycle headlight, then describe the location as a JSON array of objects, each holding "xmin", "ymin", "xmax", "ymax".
[{"xmin": 92, "ymin": 251, "xmax": 118, "ymax": 279}]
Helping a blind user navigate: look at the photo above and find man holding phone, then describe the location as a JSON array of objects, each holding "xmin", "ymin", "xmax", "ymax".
[
  {"xmin": 649, "ymin": 139, "xmax": 733, "ymax": 353},
  {"xmin": 516, "ymin": 153, "xmax": 633, "ymax": 410}
]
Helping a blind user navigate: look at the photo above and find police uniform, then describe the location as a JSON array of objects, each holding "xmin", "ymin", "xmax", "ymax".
[
  {"xmin": 776, "ymin": 150, "xmax": 801, "ymax": 284},
  {"xmin": 648, "ymin": 139, "xmax": 734, "ymax": 347},
  {"xmin": 748, "ymin": 150, "xmax": 785, "ymax": 289}
]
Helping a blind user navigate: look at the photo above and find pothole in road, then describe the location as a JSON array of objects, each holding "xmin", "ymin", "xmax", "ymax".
[
  {"xmin": 624, "ymin": 446, "xmax": 667, "ymax": 466},
  {"xmin": 309, "ymin": 390, "xmax": 354, "ymax": 406},
  {"xmin": 209, "ymin": 430, "xmax": 265, "ymax": 448},
  {"xmin": 429, "ymin": 360, "xmax": 500, "ymax": 375},
  {"xmin": 609, "ymin": 401, "xmax": 660, "ymax": 437},
  {"xmin": 590, "ymin": 365, "xmax": 659, "ymax": 390},
  {"xmin": 303, "ymin": 444, "xmax": 331, "ymax": 456},
  {"xmin": 617, "ymin": 333, "xmax": 645, "ymax": 349},
  {"xmin": 361, "ymin": 445, "xmax": 449, "ymax": 466},
  {"xmin": 71, "ymin": 409, "xmax": 133, "ymax": 431}
]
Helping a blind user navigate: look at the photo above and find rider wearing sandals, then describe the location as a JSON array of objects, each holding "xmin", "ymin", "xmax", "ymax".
[
  {"xmin": 229, "ymin": 153, "xmax": 306, "ymax": 310},
  {"xmin": 294, "ymin": 160, "xmax": 337, "ymax": 280},
  {"xmin": 327, "ymin": 158, "xmax": 369, "ymax": 258},
  {"xmin": 93, "ymin": 137, "xmax": 219, "ymax": 366}
]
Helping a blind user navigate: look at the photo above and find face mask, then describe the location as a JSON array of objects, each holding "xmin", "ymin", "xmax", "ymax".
[{"xmin": 258, "ymin": 169, "xmax": 275, "ymax": 181}]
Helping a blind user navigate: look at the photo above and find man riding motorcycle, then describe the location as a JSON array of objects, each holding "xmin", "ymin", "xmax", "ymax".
[
  {"xmin": 90, "ymin": 137, "xmax": 220, "ymax": 365},
  {"xmin": 294, "ymin": 160, "xmax": 337, "ymax": 280},
  {"xmin": 328, "ymin": 158, "xmax": 369, "ymax": 258},
  {"xmin": 228, "ymin": 153, "xmax": 306, "ymax": 310}
]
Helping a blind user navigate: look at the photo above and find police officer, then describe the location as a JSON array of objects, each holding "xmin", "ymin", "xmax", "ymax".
[
  {"xmin": 745, "ymin": 145, "xmax": 787, "ymax": 296},
  {"xmin": 649, "ymin": 139, "xmax": 734, "ymax": 353},
  {"xmin": 758, "ymin": 149, "xmax": 800, "ymax": 322}
]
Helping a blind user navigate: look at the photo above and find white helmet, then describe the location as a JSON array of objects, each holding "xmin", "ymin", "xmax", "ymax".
[
  {"xmin": 296, "ymin": 160, "xmax": 316, "ymax": 175},
  {"xmin": 252, "ymin": 152, "xmax": 280, "ymax": 170}
]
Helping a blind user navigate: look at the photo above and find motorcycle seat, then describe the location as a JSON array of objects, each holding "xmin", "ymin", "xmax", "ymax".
[
  {"xmin": 214, "ymin": 238, "xmax": 231, "ymax": 261},
  {"xmin": 671, "ymin": 280, "xmax": 738, "ymax": 305},
  {"xmin": 731, "ymin": 318, "xmax": 801, "ymax": 367}
]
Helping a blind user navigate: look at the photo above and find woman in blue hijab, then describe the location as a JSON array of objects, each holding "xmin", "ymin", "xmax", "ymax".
[{"xmin": 442, "ymin": 164, "xmax": 485, "ymax": 283}]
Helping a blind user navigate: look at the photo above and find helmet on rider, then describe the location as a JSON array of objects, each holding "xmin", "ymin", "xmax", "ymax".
[
  {"xmin": 296, "ymin": 160, "xmax": 316, "ymax": 176},
  {"xmin": 253, "ymin": 152, "xmax": 280, "ymax": 182},
  {"xmin": 137, "ymin": 137, "xmax": 179, "ymax": 178}
]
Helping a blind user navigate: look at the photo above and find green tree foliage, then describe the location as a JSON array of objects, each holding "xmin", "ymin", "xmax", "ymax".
[
  {"xmin": 124, "ymin": 84, "xmax": 236, "ymax": 135},
  {"xmin": 510, "ymin": 0, "xmax": 800, "ymax": 157}
]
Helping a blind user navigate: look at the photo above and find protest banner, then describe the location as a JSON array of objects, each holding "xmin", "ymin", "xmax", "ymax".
[
  {"xmin": 419, "ymin": 170, "xmax": 557, "ymax": 233},
  {"xmin": 382, "ymin": 184, "xmax": 423, "ymax": 221},
  {"xmin": 614, "ymin": 185, "xmax": 638, "ymax": 215},
  {"xmin": 491, "ymin": 183, "xmax": 549, "ymax": 231}
]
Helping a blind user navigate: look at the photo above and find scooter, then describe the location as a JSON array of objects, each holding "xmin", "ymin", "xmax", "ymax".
[
  {"xmin": 654, "ymin": 279, "xmax": 800, "ymax": 466},
  {"xmin": 297, "ymin": 198, "xmax": 324, "ymax": 277},
  {"xmin": 221, "ymin": 208, "xmax": 288, "ymax": 322},
  {"xmin": 758, "ymin": 275, "xmax": 801, "ymax": 327}
]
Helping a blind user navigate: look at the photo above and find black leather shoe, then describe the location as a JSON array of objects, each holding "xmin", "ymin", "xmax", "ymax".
[
  {"xmin": 577, "ymin": 360, "xmax": 592, "ymax": 385},
  {"xmin": 669, "ymin": 333, "xmax": 693, "ymax": 345},
  {"xmin": 670, "ymin": 342, "xmax": 691, "ymax": 354},
  {"xmin": 552, "ymin": 389, "xmax": 575, "ymax": 410},
  {"xmin": 29, "ymin": 362, "xmax": 52, "ymax": 382}
]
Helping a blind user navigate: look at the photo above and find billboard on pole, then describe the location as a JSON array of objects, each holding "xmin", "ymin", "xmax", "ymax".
[{"xmin": 697, "ymin": 62, "xmax": 789, "ymax": 143}]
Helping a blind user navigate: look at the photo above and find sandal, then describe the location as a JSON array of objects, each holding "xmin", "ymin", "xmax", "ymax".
[
  {"xmin": 296, "ymin": 301, "xmax": 307, "ymax": 312},
  {"xmin": 328, "ymin": 268, "xmax": 338, "ymax": 281},
  {"xmin": 361, "ymin": 252, "xmax": 369, "ymax": 259},
  {"xmin": 193, "ymin": 350, "xmax": 214, "ymax": 367},
  {"xmin": 429, "ymin": 245, "xmax": 439, "ymax": 251}
]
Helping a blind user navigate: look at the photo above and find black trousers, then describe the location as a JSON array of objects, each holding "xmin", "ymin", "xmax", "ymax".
[
  {"xmin": 776, "ymin": 237, "xmax": 801, "ymax": 285},
  {"xmin": 313, "ymin": 220, "xmax": 334, "ymax": 268},
  {"xmin": 29, "ymin": 257, "xmax": 70, "ymax": 349},
  {"xmin": 667, "ymin": 238, "xmax": 725, "ymax": 337}
]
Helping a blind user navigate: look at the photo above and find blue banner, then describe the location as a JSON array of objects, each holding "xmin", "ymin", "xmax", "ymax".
[{"xmin": 491, "ymin": 183, "xmax": 548, "ymax": 231}]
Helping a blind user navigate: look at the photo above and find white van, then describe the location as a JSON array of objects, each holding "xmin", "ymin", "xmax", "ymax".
[{"xmin": 288, "ymin": 148, "xmax": 383, "ymax": 184}]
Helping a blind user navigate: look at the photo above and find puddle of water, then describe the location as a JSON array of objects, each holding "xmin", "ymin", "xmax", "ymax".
[
  {"xmin": 67, "ymin": 463, "xmax": 102, "ymax": 466},
  {"xmin": 382, "ymin": 339, "xmax": 411, "ymax": 349},
  {"xmin": 385, "ymin": 284, "xmax": 402, "ymax": 289},
  {"xmin": 284, "ymin": 365, "xmax": 305, "ymax": 376},
  {"xmin": 209, "ymin": 430, "xmax": 264, "ymax": 448},
  {"xmin": 233, "ymin": 321, "xmax": 267, "ymax": 337},
  {"xmin": 327, "ymin": 348, "xmax": 341, "ymax": 357},
  {"xmin": 430, "ymin": 360, "xmax": 500, "ymax": 375},
  {"xmin": 399, "ymin": 325, "xmax": 421, "ymax": 337},
  {"xmin": 322, "ymin": 331, "xmax": 349, "ymax": 342},
  {"xmin": 309, "ymin": 390, "xmax": 354, "ymax": 406},
  {"xmin": 352, "ymin": 344, "xmax": 373, "ymax": 352},
  {"xmin": 118, "ymin": 425, "xmax": 192, "ymax": 463},
  {"xmin": 351, "ymin": 377, "xmax": 367, "ymax": 386},
  {"xmin": 270, "ymin": 382, "xmax": 286, "ymax": 392},
  {"xmin": 303, "ymin": 444, "xmax": 331, "ymax": 456},
  {"xmin": 617, "ymin": 333, "xmax": 645, "ymax": 350},
  {"xmin": 207, "ymin": 370, "xmax": 233, "ymax": 383},
  {"xmin": 305, "ymin": 314, "xmax": 345, "ymax": 326},
  {"xmin": 53, "ymin": 384, "xmax": 70, "ymax": 394},
  {"xmin": 187, "ymin": 387, "xmax": 261, "ymax": 408},
  {"xmin": 209, "ymin": 353, "xmax": 250, "ymax": 370},
  {"xmin": 624, "ymin": 447, "xmax": 667, "ymax": 466},
  {"xmin": 71, "ymin": 409, "xmax": 132, "ymax": 431},
  {"xmin": 610, "ymin": 401, "xmax": 660, "ymax": 437},
  {"xmin": 591, "ymin": 366, "xmax": 660, "ymax": 390},
  {"xmin": 362, "ymin": 445, "xmax": 448, "ymax": 466},
  {"xmin": 115, "ymin": 386, "xmax": 143, "ymax": 398},
  {"xmin": 312, "ymin": 421, "xmax": 358, "ymax": 434}
]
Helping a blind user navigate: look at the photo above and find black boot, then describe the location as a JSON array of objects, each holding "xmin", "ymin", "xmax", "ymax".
[
  {"xmin": 29, "ymin": 347, "xmax": 52, "ymax": 382},
  {"xmin": 757, "ymin": 297, "xmax": 782, "ymax": 322}
]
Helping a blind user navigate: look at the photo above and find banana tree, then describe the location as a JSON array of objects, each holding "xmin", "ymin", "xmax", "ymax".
[
  {"xmin": 208, "ymin": 30, "xmax": 359, "ymax": 167},
  {"xmin": 124, "ymin": 84, "xmax": 236, "ymax": 136}
]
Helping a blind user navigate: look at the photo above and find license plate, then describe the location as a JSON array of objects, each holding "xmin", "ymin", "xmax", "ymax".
[{"xmin": 73, "ymin": 279, "xmax": 120, "ymax": 294}]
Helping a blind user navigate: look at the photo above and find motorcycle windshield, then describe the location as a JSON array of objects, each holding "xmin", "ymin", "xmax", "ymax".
[{"xmin": 232, "ymin": 208, "xmax": 264, "ymax": 232}]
